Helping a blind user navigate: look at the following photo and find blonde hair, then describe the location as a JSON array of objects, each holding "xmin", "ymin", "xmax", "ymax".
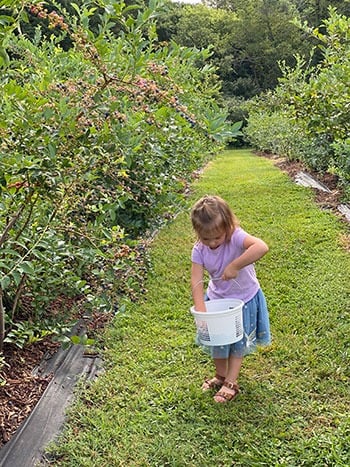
[{"xmin": 191, "ymin": 195, "xmax": 239, "ymax": 241}]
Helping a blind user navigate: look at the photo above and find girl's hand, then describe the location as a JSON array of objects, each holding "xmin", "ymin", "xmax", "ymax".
[
  {"xmin": 222, "ymin": 264, "xmax": 239, "ymax": 280},
  {"xmin": 222, "ymin": 234, "xmax": 269, "ymax": 280}
]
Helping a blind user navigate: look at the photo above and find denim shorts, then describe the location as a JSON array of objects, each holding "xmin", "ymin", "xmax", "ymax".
[{"xmin": 196, "ymin": 288, "xmax": 271, "ymax": 359}]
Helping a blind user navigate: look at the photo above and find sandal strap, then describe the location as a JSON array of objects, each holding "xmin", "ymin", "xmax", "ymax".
[
  {"xmin": 203, "ymin": 374, "xmax": 225, "ymax": 385},
  {"xmin": 214, "ymin": 381, "xmax": 240, "ymax": 402},
  {"xmin": 215, "ymin": 374, "xmax": 225, "ymax": 381},
  {"xmin": 223, "ymin": 380, "xmax": 239, "ymax": 391},
  {"xmin": 202, "ymin": 374, "xmax": 225, "ymax": 390}
]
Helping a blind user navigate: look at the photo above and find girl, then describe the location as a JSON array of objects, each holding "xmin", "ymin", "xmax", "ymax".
[{"xmin": 191, "ymin": 195, "xmax": 271, "ymax": 403}]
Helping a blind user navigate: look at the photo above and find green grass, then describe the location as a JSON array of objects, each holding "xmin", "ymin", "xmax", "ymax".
[{"xmin": 50, "ymin": 150, "xmax": 350, "ymax": 466}]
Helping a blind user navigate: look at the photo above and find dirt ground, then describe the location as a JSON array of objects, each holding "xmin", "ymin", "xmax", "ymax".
[{"xmin": 0, "ymin": 154, "xmax": 349, "ymax": 448}]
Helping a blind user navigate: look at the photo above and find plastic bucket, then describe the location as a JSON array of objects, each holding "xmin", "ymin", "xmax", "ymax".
[{"xmin": 190, "ymin": 298, "xmax": 244, "ymax": 346}]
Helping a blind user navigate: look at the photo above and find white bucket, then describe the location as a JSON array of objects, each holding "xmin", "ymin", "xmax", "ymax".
[{"xmin": 190, "ymin": 298, "xmax": 244, "ymax": 346}]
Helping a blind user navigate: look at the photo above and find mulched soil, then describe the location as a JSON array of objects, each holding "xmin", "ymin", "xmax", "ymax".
[
  {"xmin": 0, "ymin": 339, "xmax": 60, "ymax": 446},
  {"xmin": 0, "ymin": 154, "xmax": 349, "ymax": 449},
  {"xmin": 272, "ymin": 157, "xmax": 343, "ymax": 211},
  {"xmin": 0, "ymin": 302, "xmax": 112, "ymax": 448}
]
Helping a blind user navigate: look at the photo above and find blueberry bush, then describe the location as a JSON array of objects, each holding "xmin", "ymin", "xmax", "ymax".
[
  {"xmin": 0, "ymin": 0, "xmax": 240, "ymax": 351},
  {"xmin": 244, "ymin": 8, "xmax": 350, "ymax": 199}
]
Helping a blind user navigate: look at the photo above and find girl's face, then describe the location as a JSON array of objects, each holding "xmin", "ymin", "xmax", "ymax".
[{"xmin": 200, "ymin": 230, "xmax": 226, "ymax": 250}]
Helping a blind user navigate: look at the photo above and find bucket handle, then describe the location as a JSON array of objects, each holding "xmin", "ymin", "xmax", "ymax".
[{"xmin": 192, "ymin": 276, "xmax": 241, "ymax": 290}]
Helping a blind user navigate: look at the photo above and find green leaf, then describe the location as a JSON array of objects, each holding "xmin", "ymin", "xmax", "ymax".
[
  {"xmin": 48, "ymin": 143, "xmax": 56, "ymax": 158},
  {"xmin": 19, "ymin": 262, "xmax": 35, "ymax": 275},
  {"xmin": 71, "ymin": 335, "xmax": 81, "ymax": 345},
  {"xmin": 11, "ymin": 271, "xmax": 22, "ymax": 286},
  {"xmin": 0, "ymin": 276, "xmax": 11, "ymax": 290},
  {"xmin": 0, "ymin": 47, "xmax": 9, "ymax": 67}
]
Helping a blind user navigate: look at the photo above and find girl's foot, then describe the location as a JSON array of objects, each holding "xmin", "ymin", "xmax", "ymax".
[
  {"xmin": 201, "ymin": 374, "xmax": 225, "ymax": 391},
  {"xmin": 213, "ymin": 380, "xmax": 240, "ymax": 403}
]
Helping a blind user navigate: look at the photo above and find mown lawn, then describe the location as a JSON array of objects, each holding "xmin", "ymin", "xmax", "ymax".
[{"xmin": 51, "ymin": 149, "xmax": 350, "ymax": 466}]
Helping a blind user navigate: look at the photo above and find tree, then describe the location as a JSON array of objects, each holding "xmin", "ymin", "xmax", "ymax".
[
  {"xmin": 158, "ymin": 0, "xmax": 309, "ymax": 98},
  {"xmin": 230, "ymin": 0, "xmax": 308, "ymax": 94},
  {"xmin": 170, "ymin": 5, "xmax": 240, "ymax": 91},
  {"xmin": 290, "ymin": 0, "xmax": 350, "ymax": 26}
]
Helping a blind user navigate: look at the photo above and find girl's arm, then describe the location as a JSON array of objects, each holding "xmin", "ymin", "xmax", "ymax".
[
  {"xmin": 191, "ymin": 262, "xmax": 206, "ymax": 312},
  {"xmin": 222, "ymin": 234, "xmax": 269, "ymax": 280}
]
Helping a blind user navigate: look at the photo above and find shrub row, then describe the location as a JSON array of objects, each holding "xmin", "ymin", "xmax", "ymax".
[
  {"xmin": 0, "ymin": 0, "xmax": 240, "ymax": 351},
  {"xmin": 244, "ymin": 8, "xmax": 350, "ymax": 200}
]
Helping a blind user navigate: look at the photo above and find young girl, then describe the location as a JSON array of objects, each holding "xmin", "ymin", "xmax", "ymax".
[{"xmin": 191, "ymin": 195, "xmax": 271, "ymax": 403}]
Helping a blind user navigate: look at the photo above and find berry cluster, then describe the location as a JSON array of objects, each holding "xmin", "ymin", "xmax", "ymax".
[
  {"xmin": 132, "ymin": 76, "xmax": 197, "ymax": 127},
  {"xmin": 29, "ymin": 4, "xmax": 69, "ymax": 31},
  {"xmin": 147, "ymin": 62, "xmax": 169, "ymax": 76},
  {"xmin": 30, "ymin": 13, "xmax": 199, "ymax": 134}
]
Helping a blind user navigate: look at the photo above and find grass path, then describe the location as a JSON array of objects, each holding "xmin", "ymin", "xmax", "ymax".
[{"xmin": 52, "ymin": 150, "xmax": 350, "ymax": 466}]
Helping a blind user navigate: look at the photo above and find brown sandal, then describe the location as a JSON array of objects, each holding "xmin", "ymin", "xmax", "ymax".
[
  {"xmin": 214, "ymin": 381, "xmax": 240, "ymax": 403},
  {"xmin": 201, "ymin": 374, "xmax": 225, "ymax": 391}
]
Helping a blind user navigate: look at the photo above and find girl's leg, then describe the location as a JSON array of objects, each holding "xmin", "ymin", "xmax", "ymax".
[
  {"xmin": 214, "ymin": 357, "xmax": 228, "ymax": 378},
  {"xmin": 214, "ymin": 355, "xmax": 243, "ymax": 403},
  {"xmin": 226, "ymin": 355, "xmax": 243, "ymax": 383}
]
